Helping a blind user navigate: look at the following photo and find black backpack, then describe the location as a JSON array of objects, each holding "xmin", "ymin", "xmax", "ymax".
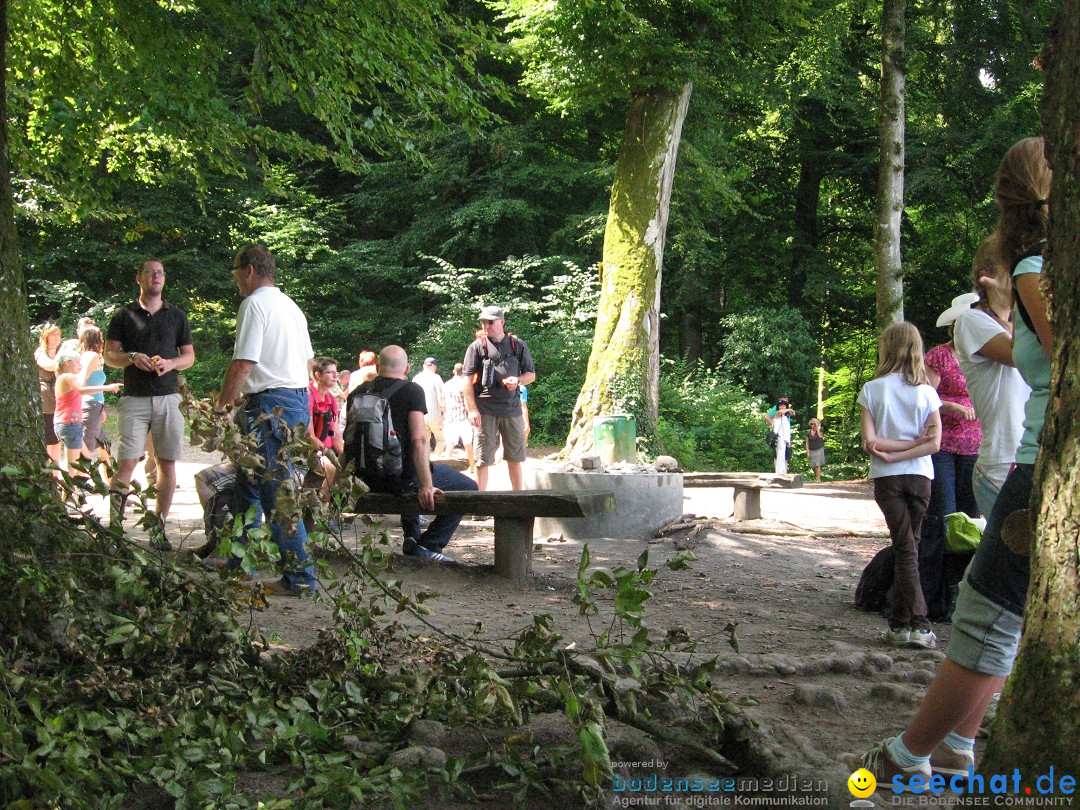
[
  {"xmin": 343, "ymin": 379, "xmax": 408, "ymax": 492},
  {"xmin": 855, "ymin": 546, "xmax": 895, "ymax": 614}
]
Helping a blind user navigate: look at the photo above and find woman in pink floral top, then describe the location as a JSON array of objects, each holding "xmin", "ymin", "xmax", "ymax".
[{"xmin": 919, "ymin": 341, "xmax": 982, "ymax": 621}]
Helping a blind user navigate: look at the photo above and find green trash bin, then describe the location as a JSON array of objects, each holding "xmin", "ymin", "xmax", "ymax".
[{"xmin": 592, "ymin": 415, "xmax": 637, "ymax": 465}]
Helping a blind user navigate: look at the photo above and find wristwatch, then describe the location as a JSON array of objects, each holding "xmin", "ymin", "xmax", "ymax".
[{"xmin": 129, "ymin": 352, "xmax": 138, "ymax": 364}]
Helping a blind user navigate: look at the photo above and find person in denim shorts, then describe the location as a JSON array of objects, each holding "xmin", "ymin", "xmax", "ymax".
[{"xmin": 843, "ymin": 137, "xmax": 1052, "ymax": 783}]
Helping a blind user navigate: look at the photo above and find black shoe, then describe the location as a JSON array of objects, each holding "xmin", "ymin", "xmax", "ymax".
[{"xmin": 402, "ymin": 538, "xmax": 418, "ymax": 555}]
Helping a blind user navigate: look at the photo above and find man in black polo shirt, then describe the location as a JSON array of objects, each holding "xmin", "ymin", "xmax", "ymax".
[{"xmin": 104, "ymin": 258, "xmax": 195, "ymax": 547}]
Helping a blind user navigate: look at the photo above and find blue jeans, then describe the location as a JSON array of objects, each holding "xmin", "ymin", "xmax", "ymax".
[
  {"xmin": 918, "ymin": 451, "xmax": 978, "ymax": 620},
  {"xmin": 401, "ymin": 463, "xmax": 478, "ymax": 552},
  {"xmin": 232, "ymin": 388, "xmax": 316, "ymax": 592}
]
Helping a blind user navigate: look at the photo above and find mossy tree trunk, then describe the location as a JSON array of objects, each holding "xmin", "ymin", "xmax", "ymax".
[
  {"xmin": 0, "ymin": 0, "xmax": 39, "ymax": 465},
  {"xmin": 562, "ymin": 82, "xmax": 692, "ymax": 458},
  {"xmin": 874, "ymin": 0, "xmax": 905, "ymax": 327},
  {"xmin": 981, "ymin": 0, "xmax": 1080, "ymax": 777}
]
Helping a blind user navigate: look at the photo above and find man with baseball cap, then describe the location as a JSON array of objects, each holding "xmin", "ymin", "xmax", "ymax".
[
  {"xmin": 412, "ymin": 356, "xmax": 445, "ymax": 454},
  {"xmin": 462, "ymin": 305, "xmax": 536, "ymax": 490}
]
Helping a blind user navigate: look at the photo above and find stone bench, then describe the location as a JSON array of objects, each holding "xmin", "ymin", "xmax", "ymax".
[
  {"xmin": 354, "ymin": 489, "xmax": 615, "ymax": 582},
  {"xmin": 681, "ymin": 472, "xmax": 803, "ymax": 520}
]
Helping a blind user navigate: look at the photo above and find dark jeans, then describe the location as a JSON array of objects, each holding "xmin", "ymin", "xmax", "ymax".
[
  {"xmin": 401, "ymin": 463, "xmax": 478, "ymax": 552},
  {"xmin": 874, "ymin": 474, "xmax": 932, "ymax": 630},
  {"xmin": 232, "ymin": 388, "xmax": 317, "ymax": 592},
  {"xmin": 919, "ymin": 451, "xmax": 978, "ymax": 619},
  {"xmin": 966, "ymin": 463, "xmax": 1033, "ymax": 616}
]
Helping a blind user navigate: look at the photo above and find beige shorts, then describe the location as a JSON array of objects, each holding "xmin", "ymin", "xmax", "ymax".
[
  {"xmin": 116, "ymin": 393, "xmax": 185, "ymax": 461},
  {"xmin": 475, "ymin": 414, "xmax": 526, "ymax": 466}
]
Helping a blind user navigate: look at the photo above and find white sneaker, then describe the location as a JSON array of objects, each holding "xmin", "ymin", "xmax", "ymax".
[
  {"xmin": 908, "ymin": 628, "xmax": 938, "ymax": 649},
  {"xmin": 885, "ymin": 626, "xmax": 910, "ymax": 646}
]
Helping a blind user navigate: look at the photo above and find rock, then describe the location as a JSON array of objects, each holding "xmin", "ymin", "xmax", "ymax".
[
  {"xmin": 653, "ymin": 455, "xmax": 680, "ymax": 472},
  {"xmin": 580, "ymin": 454, "xmax": 603, "ymax": 470},
  {"xmin": 408, "ymin": 719, "xmax": 446, "ymax": 747},
  {"xmin": 870, "ymin": 682, "xmax": 921, "ymax": 703},
  {"xmin": 861, "ymin": 652, "xmax": 895, "ymax": 673},
  {"xmin": 385, "ymin": 745, "xmax": 447, "ymax": 772},
  {"xmin": 607, "ymin": 724, "xmax": 665, "ymax": 767},
  {"xmin": 792, "ymin": 684, "xmax": 847, "ymax": 711}
]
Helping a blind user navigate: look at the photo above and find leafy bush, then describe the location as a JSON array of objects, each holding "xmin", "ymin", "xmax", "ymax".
[
  {"xmin": 1, "ymin": 446, "xmax": 754, "ymax": 808},
  {"xmin": 716, "ymin": 306, "xmax": 819, "ymax": 410},
  {"xmin": 654, "ymin": 360, "xmax": 775, "ymax": 472},
  {"xmin": 411, "ymin": 254, "xmax": 600, "ymax": 445}
]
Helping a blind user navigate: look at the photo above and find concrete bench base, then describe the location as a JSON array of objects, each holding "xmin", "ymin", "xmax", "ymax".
[
  {"xmin": 682, "ymin": 473, "xmax": 803, "ymax": 520},
  {"xmin": 354, "ymin": 490, "xmax": 614, "ymax": 582}
]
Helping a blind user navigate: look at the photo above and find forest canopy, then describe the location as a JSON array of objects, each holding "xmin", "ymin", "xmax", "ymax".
[{"xmin": 12, "ymin": 0, "xmax": 1057, "ymax": 471}]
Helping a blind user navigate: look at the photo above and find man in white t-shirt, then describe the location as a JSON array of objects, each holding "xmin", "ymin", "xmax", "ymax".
[
  {"xmin": 412, "ymin": 357, "xmax": 445, "ymax": 454},
  {"xmin": 216, "ymin": 244, "xmax": 317, "ymax": 596}
]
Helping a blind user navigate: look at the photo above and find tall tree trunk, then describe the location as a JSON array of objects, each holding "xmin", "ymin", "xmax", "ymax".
[
  {"xmin": 874, "ymin": 0, "xmax": 906, "ymax": 327},
  {"xmin": 562, "ymin": 82, "xmax": 692, "ymax": 457},
  {"xmin": 0, "ymin": 0, "xmax": 39, "ymax": 464},
  {"xmin": 982, "ymin": 0, "xmax": 1080, "ymax": 777}
]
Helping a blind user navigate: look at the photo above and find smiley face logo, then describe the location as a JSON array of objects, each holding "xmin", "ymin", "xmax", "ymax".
[{"xmin": 847, "ymin": 768, "xmax": 876, "ymax": 798}]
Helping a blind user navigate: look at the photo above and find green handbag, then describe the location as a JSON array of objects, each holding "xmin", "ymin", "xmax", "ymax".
[{"xmin": 945, "ymin": 512, "xmax": 984, "ymax": 553}]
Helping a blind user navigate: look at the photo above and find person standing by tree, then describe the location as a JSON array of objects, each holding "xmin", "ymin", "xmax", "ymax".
[
  {"xmin": 34, "ymin": 324, "xmax": 63, "ymax": 467},
  {"xmin": 216, "ymin": 245, "xmax": 317, "ymax": 597},
  {"xmin": 104, "ymin": 259, "xmax": 195, "ymax": 548},
  {"xmin": 761, "ymin": 396, "xmax": 795, "ymax": 474},
  {"xmin": 844, "ymin": 136, "xmax": 1052, "ymax": 781},
  {"xmin": 462, "ymin": 305, "xmax": 535, "ymax": 491},
  {"xmin": 804, "ymin": 418, "xmax": 825, "ymax": 482},
  {"xmin": 859, "ymin": 322, "xmax": 943, "ymax": 650}
]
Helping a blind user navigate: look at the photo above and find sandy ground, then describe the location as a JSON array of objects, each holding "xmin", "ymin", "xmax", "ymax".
[{"xmin": 85, "ymin": 442, "xmax": 972, "ymax": 806}]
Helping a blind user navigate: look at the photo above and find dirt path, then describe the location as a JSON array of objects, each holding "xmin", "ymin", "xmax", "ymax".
[{"xmin": 97, "ymin": 444, "xmax": 961, "ymax": 804}]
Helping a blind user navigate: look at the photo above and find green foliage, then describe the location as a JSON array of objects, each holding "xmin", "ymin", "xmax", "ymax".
[
  {"xmin": 493, "ymin": 0, "xmax": 801, "ymax": 113},
  {"xmin": 2, "ymin": 397, "xmax": 753, "ymax": 807},
  {"xmin": 654, "ymin": 360, "xmax": 775, "ymax": 472},
  {"xmin": 716, "ymin": 306, "xmax": 819, "ymax": 409},
  {"xmin": 411, "ymin": 254, "xmax": 600, "ymax": 444},
  {"xmin": 8, "ymin": 0, "xmax": 507, "ymax": 219}
]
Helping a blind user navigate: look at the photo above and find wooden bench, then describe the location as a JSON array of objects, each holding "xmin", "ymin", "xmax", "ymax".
[
  {"xmin": 353, "ymin": 490, "xmax": 615, "ymax": 582},
  {"xmin": 681, "ymin": 472, "xmax": 803, "ymax": 520}
]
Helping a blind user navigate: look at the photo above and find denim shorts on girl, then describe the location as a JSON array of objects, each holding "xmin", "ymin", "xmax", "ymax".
[{"xmin": 54, "ymin": 420, "xmax": 84, "ymax": 451}]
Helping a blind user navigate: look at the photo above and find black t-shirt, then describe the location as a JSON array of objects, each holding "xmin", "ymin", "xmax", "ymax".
[
  {"xmin": 354, "ymin": 376, "xmax": 427, "ymax": 483},
  {"xmin": 106, "ymin": 301, "xmax": 193, "ymax": 396},
  {"xmin": 461, "ymin": 334, "xmax": 535, "ymax": 417}
]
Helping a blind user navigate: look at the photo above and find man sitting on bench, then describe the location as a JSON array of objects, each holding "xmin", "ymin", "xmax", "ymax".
[{"xmin": 349, "ymin": 345, "xmax": 478, "ymax": 563}]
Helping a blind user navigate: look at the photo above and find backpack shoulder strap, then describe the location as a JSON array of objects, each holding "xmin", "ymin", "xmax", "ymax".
[
  {"xmin": 382, "ymin": 379, "xmax": 408, "ymax": 401},
  {"xmin": 1012, "ymin": 242, "xmax": 1045, "ymax": 343}
]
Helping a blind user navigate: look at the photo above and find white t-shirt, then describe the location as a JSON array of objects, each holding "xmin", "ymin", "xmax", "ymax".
[
  {"xmin": 233, "ymin": 286, "xmax": 313, "ymax": 394},
  {"xmin": 952, "ymin": 308, "xmax": 1029, "ymax": 469},
  {"xmin": 412, "ymin": 368, "xmax": 445, "ymax": 422},
  {"xmin": 857, "ymin": 372, "xmax": 942, "ymax": 479}
]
